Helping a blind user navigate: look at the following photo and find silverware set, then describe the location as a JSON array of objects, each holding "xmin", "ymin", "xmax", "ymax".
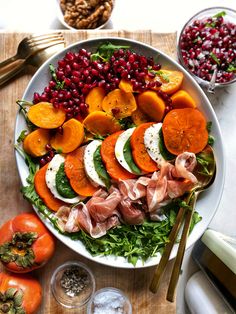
[{"xmin": 0, "ymin": 32, "xmax": 65, "ymax": 86}]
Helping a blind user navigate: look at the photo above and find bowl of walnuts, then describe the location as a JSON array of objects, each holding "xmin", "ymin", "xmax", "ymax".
[{"xmin": 57, "ymin": 0, "xmax": 114, "ymax": 30}]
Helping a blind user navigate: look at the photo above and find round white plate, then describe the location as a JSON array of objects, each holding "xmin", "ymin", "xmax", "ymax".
[{"xmin": 14, "ymin": 37, "xmax": 225, "ymax": 268}]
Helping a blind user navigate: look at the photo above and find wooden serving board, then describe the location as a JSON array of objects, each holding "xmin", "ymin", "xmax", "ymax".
[{"xmin": 0, "ymin": 30, "xmax": 176, "ymax": 314}]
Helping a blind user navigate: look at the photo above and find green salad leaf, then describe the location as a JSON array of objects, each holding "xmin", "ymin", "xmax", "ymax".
[
  {"xmin": 49, "ymin": 64, "xmax": 65, "ymax": 90},
  {"xmin": 90, "ymin": 42, "xmax": 130, "ymax": 62},
  {"xmin": 213, "ymin": 11, "xmax": 226, "ymax": 18},
  {"xmin": 210, "ymin": 52, "xmax": 220, "ymax": 65}
]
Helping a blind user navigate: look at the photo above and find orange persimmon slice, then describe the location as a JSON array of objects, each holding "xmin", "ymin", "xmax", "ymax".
[
  {"xmin": 50, "ymin": 118, "xmax": 84, "ymax": 153},
  {"xmin": 65, "ymin": 146, "xmax": 98, "ymax": 197},
  {"xmin": 162, "ymin": 108, "xmax": 208, "ymax": 155},
  {"xmin": 34, "ymin": 164, "xmax": 66, "ymax": 212},
  {"xmin": 27, "ymin": 102, "xmax": 66, "ymax": 129},
  {"xmin": 130, "ymin": 122, "xmax": 159, "ymax": 173}
]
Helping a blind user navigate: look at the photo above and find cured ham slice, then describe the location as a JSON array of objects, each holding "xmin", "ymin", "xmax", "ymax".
[
  {"xmin": 86, "ymin": 187, "xmax": 121, "ymax": 222},
  {"xmin": 56, "ymin": 203, "xmax": 120, "ymax": 238},
  {"xmin": 119, "ymin": 198, "xmax": 145, "ymax": 224},
  {"xmin": 147, "ymin": 171, "xmax": 168, "ymax": 212},
  {"xmin": 56, "ymin": 206, "xmax": 80, "ymax": 233},
  {"xmin": 118, "ymin": 177, "xmax": 150, "ymax": 200},
  {"xmin": 173, "ymin": 152, "xmax": 197, "ymax": 183},
  {"xmin": 76, "ymin": 203, "xmax": 120, "ymax": 238}
]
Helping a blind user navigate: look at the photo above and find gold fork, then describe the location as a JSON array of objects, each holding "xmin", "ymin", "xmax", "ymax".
[
  {"xmin": 0, "ymin": 32, "xmax": 64, "ymax": 68},
  {"xmin": 0, "ymin": 32, "xmax": 65, "ymax": 86}
]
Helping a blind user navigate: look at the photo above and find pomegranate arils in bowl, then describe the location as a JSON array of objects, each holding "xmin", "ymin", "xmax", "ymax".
[{"xmin": 178, "ymin": 7, "xmax": 236, "ymax": 88}]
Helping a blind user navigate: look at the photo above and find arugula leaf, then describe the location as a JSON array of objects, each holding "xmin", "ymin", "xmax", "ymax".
[
  {"xmin": 213, "ymin": 11, "xmax": 226, "ymax": 18},
  {"xmin": 16, "ymin": 100, "xmax": 37, "ymax": 131},
  {"xmin": 17, "ymin": 130, "xmax": 28, "ymax": 143},
  {"xmin": 49, "ymin": 64, "xmax": 65, "ymax": 90},
  {"xmin": 210, "ymin": 52, "xmax": 220, "ymax": 65},
  {"xmin": 93, "ymin": 134, "xmax": 106, "ymax": 141},
  {"xmin": 208, "ymin": 135, "xmax": 215, "ymax": 146},
  {"xmin": 93, "ymin": 146, "xmax": 111, "ymax": 189},
  {"xmin": 193, "ymin": 36, "xmax": 202, "ymax": 43},
  {"xmin": 119, "ymin": 117, "xmax": 136, "ymax": 129},
  {"xmin": 90, "ymin": 42, "xmax": 130, "ymax": 62},
  {"xmin": 189, "ymin": 212, "xmax": 202, "ymax": 233},
  {"xmin": 205, "ymin": 22, "xmax": 216, "ymax": 28},
  {"xmin": 206, "ymin": 121, "xmax": 214, "ymax": 146},
  {"xmin": 206, "ymin": 121, "xmax": 212, "ymax": 132},
  {"xmin": 123, "ymin": 138, "xmax": 142, "ymax": 175},
  {"xmin": 227, "ymin": 64, "xmax": 236, "ymax": 72},
  {"xmin": 196, "ymin": 151, "xmax": 215, "ymax": 176},
  {"xmin": 148, "ymin": 68, "xmax": 170, "ymax": 82}
]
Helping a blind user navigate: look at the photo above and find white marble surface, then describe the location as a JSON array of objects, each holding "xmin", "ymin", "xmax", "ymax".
[{"xmin": 1, "ymin": 0, "xmax": 236, "ymax": 313}]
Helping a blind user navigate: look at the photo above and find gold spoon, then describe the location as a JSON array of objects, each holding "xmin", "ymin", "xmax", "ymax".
[{"xmin": 150, "ymin": 145, "xmax": 216, "ymax": 299}]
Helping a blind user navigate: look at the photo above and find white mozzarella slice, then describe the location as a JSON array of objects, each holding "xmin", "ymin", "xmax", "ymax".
[
  {"xmin": 115, "ymin": 127, "xmax": 137, "ymax": 174},
  {"xmin": 84, "ymin": 140, "xmax": 106, "ymax": 187},
  {"xmin": 46, "ymin": 154, "xmax": 81, "ymax": 204},
  {"xmin": 144, "ymin": 123, "xmax": 165, "ymax": 167}
]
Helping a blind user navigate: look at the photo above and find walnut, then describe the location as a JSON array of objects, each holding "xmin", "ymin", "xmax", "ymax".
[{"xmin": 60, "ymin": 0, "xmax": 114, "ymax": 29}]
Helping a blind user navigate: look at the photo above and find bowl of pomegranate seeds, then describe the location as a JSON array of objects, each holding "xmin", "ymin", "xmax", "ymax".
[{"xmin": 178, "ymin": 7, "xmax": 236, "ymax": 91}]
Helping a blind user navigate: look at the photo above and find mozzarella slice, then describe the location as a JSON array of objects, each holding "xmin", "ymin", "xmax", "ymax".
[
  {"xmin": 46, "ymin": 154, "xmax": 81, "ymax": 204},
  {"xmin": 144, "ymin": 123, "xmax": 165, "ymax": 167},
  {"xmin": 115, "ymin": 127, "xmax": 137, "ymax": 174},
  {"xmin": 84, "ymin": 140, "xmax": 106, "ymax": 187}
]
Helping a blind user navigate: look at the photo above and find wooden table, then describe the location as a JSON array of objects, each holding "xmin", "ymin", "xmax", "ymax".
[{"xmin": 0, "ymin": 30, "xmax": 176, "ymax": 314}]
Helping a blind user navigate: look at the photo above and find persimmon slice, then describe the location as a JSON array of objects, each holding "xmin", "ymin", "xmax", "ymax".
[{"xmin": 162, "ymin": 108, "xmax": 208, "ymax": 155}]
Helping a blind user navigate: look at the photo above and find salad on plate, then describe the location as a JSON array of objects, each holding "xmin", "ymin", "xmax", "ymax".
[{"xmin": 15, "ymin": 41, "xmax": 214, "ymax": 266}]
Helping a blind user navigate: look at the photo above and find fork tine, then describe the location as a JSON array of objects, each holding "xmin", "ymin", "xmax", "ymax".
[
  {"xmin": 27, "ymin": 33, "xmax": 64, "ymax": 46},
  {"xmin": 28, "ymin": 39, "xmax": 65, "ymax": 51},
  {"xmin": 29, "ymin": 32, "xmax": 64, "ymax": 41}
]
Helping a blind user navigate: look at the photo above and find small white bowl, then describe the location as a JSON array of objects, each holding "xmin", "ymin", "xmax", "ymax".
[{"xmin": 56, "ymin": 0, "xmax": 114, "ymax": 30}]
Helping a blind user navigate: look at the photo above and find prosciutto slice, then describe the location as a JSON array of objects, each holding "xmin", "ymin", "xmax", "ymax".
[
  {"xmin": 173, "ymin": 152, "xmax": 198, "ymax": 183},
  {"xmin": 76, "ymin": 203, "xmax": 120, "ymax": 238},
  {"xmin": 56, "ymin": 206, "xmax": 80, "ymax": 233},
  {"xmin": 119, "ymin": 198, "xmax": 145, "ymax": 224},
  {"xmin": 86, "ymin": 187, "xmax": 121, "ymax": 222},
  {"xmin": 118, "ymin": 177, "xmax": 150, "ymax": 200}
]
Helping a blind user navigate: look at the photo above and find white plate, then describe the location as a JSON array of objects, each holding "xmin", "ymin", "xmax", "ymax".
[{"xmin": 14, "ymin": 37, "xmax": 225, "ymax": 268}]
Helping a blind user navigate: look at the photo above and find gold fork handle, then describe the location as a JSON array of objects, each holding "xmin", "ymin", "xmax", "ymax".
[
  {"xmin": 149, "ymin": 207, "xmax": 186, "ymax": 293},
  {"xmin": 166, "ymin": 208, "xmax": 194, "ymax": 302},
  {"xmin": 0, "ymin": 55, "xmax": 19, "ymax": 69},
  {"xmin": 0, "ymin": 60, "xmax": 25, "ymax": 86}
]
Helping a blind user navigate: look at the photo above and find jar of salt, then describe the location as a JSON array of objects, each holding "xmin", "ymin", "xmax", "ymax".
[{"xmin": 87, "ymin": 287, "xmax": 132, "ymax": 314}]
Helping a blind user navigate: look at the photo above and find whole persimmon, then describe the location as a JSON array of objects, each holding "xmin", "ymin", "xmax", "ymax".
[
  {"xmin": 0, "ymin": 213, "xmax": 55, "ymax": 273},
  {"xmin": 0, "ymin": 272, "xmax": 42, "ymax": 314}
]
